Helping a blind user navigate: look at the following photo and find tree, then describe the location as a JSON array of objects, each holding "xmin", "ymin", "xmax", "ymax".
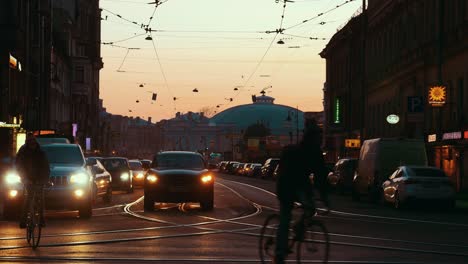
[{"xmin": 198, "ymin": 106, "xmax": 217, "ymax": 117}]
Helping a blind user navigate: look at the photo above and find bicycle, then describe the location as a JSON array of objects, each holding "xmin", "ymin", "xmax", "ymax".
[
  {"xmin": 25, "ymin": 183, "xmax": 46, "ymax": 249},
  {"xmin": 259, "ymin": 204, "xmax": 330, "ymax": 263}
]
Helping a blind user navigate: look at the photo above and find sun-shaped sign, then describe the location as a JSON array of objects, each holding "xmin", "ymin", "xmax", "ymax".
[{"xmin": 428, "ymin": 85, "xmax": 446, "ymax": 107}]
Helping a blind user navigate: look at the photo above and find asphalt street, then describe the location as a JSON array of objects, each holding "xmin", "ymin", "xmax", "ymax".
[{"xmin": 1, "ymin": 172, "xmax": 468, "ymax": 263}]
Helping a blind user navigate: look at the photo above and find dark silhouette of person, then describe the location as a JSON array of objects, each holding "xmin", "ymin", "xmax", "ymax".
[
  {"xmin": 16, "ymin": 133, "xmax": 50, "ymax": 228},
  {"xmin": 274, "ymin": 121, "xmax": 329, "ymax": 263}
]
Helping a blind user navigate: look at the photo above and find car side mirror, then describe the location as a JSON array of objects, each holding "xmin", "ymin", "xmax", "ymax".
[{"xmin": 86, "ymin": 159, "xmax": 97, "ymax": 166}]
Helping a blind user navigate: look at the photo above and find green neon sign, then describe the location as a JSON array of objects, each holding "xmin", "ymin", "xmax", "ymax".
[{"xmin": 334, "ymin": 97, "xmax": 341, "ymax": 124}]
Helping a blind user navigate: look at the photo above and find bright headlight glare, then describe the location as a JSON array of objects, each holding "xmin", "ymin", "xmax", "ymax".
[
  {"xmin": 136, "ymin": 173, "xmax": 144, "ymax": 179},
  {"xmin": 70, "ymin": 173, "xmax": 88, "ymax": 184},
  {"xmin": 147, "ymin": 175, "xmax": 158, "ymax": 183},
  {"xmin": 201, "ymin": 175, "xmax": 213, "ymax": 183},
  {"xmin": 120, "ymin": 172, "xmax": 130, "ymax": 180},
  {"xmin": 5, "ymin": 172, "xmax": 21, "ymax": 185}
]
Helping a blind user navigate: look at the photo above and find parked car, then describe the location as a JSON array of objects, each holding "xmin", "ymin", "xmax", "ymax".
[
  {"xmin": 247, "ymin": 163, "xmax": 263, "ymax": 177},
  {"xmin": 86, "ymin": 157, "xmax": 113, "ymax": 203},
  {"xmin": 353, "ymin": 138, "xmax": 427, "ymax": 201},
  {"xmin": 382, "ymin": 166, "xmax": 455, "ymax": 209},
  {"xmin": 3, "ymin": 144, "xmax": 96, "ymax": 219},
  {"xmin": 218, "ymin": 161, "xmax": 228, "ymax": 172},
  {"xmin": 129, "ymin": 160, "xmax": 145, "ymax": 186},
  {"xmin": 272, "ymin": 164, "xmax": 280, "ymax": 179},
  {"xmin": 144, "ymin": 151, "xmax": 214, "ymax": 211},
  {"xmin": 236, "ymin": 163, "xmax": 246, "ymax": 175},
  {"xmin": 101, "ymin": 157, "xmax": 134, "ymax": 193},
  {"xmin": 226, "ymin": 162, "xmax": 240, "ymax": 174},
  {"xmin": 328, "ymin": 158, "xmax": 357, "ymax": 194},
  {"xmin": 261, "ymin": 158, "xmax": 280, "ymax": 179},
  {"xmin": 242, "ymin": 163, "xmax": 257, "ymax": 176},
  {"xmin": 140, "ymin": 159, "xmax": 152, "ymax": 171}
]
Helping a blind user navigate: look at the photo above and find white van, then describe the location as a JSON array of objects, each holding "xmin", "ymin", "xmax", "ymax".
[{"xmin": 352, "ymin": 138, "xmax": 428, "ymax": 201}]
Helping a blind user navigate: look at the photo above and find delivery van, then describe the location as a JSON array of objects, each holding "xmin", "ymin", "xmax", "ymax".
[{"xmin": 352, "ymin": 138, "xmax": 428, "ymax": 201}]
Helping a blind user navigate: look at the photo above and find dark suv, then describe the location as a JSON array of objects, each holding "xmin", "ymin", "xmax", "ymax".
[
  {"xmin": 101, "ymin": 158, "xmax": 133, "ymax": 193},
  {"xmin": 261, "ymin": 158, "xmax": 280, "ymax": 179},
  {"xmin": 144, "ymin": 151, "xmax": 214, "ymax": 211}
]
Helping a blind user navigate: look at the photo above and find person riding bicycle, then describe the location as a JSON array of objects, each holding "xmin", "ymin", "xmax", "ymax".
[
  {"xmin": 16, "ymin": 133, "xmax": 50, "ymax": 228},
  {"xmin": 274, "ymin": 120, "xmax": 329, "ymax": 264}
]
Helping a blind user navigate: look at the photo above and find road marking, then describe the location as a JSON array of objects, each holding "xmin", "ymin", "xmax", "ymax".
[{"xmin": 219, "ymin": 178, "xmax": 468, "ymax": 228}]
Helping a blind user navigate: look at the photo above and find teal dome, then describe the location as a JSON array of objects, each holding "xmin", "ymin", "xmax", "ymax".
[{"xmin": 209, "ymin": 96, "xmax": 304, "ymax": 135}]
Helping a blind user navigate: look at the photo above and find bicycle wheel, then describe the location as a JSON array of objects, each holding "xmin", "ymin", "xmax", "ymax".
[
  {"xmin": 259, "ymin": 214, "xmax": 280, "ymax": 264},
  {"xmin": 31, "ymin": 199, "xmax": 42, "ymax": 249},
  {"xmin": 296, "ymin": 219, "xmax": 329, "ymax": 264}
]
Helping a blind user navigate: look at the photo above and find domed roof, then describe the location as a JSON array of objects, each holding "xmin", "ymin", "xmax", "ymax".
[{"xmin": 210, "ymin": 96, "xmax": 304, "ymax": 135}]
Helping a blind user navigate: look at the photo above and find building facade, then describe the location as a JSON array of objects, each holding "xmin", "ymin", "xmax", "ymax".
[{"xmin": 321, "ymin": 0, "xmax": 468, "ymax": 192}]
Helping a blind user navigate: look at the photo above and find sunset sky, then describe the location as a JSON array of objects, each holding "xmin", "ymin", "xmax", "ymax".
[{"xmin": 99, "ymin": 0, "xmax": 362, "ymax": 121}]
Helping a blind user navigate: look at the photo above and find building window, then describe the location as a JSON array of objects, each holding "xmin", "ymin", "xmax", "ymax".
[
  {"xmin": 76, "ymin": 44, "xmax": 86, "ymax": 57},
  {"xmin": 75, "ymin": 66, "xmax": 84, "ymax": 83}
]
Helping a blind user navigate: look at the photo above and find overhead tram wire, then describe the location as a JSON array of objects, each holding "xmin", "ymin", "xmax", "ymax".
[
  {"xmin": 101, "ymin": 8, "xmax": 146, "ymax": 30},
  {"xmin": 102, "ymin": 32, "xmax": 146, "ymax": 45},
  {"xmin": 226, "ymin": 0, "xmax": 289, "ymax": 107},
  {"xmin": 283, "ymin": 0, "xmax": 356, "ymax": 31},
  {"xmin": 149, "ymin": 32, "xmax": 176, "ymax": 111}
]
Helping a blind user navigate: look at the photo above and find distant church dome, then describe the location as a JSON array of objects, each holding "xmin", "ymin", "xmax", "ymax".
[{"xmin": 209, "ymin": 95, "xmax": 304, "ymax": 135}]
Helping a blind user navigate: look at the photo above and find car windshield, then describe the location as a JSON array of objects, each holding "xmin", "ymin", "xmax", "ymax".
[
  {"xmin": 42, "ymin": 146, "xmax": 84, "ymax": 166},
  {"xmin": 408, "ymin": 168, "xmax": 446, "ymax": 178},
  {"xmin": 129, "ymin": 161, "xmax": 143, "ymax": 170},
  {"xmin": 154, "ymin": 153, "xmax": 205, "ymax": 170},
  {"xmin": 102, "ymin": 159, "xmax": 128, "ymax": 170}
]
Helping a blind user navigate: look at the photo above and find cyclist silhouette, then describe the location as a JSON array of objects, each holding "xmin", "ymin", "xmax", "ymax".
[
  {"xmin": 16, "ymin": 133, "xmax": 50, "ymax": 228},
  {"xmin": 274, "ymin": 121, "xmax": 329, "ymax": 264}
]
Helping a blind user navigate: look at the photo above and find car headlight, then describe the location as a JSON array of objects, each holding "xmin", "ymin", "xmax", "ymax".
[
  {"xmin": 136, "ymin": 173, "xmax": 144, "ymax": 179},
  {"xmin": 146, "ymin": 174, "xmax": 158, "ymax": 183},
  {"xmin": 201, "ymin": 175, "xmax": 213, "ymax": 183},
  {"xmin": 70, "ymin": 173, "xmax": 89, "ymax": 184},
  {"xmin": 120, "ymin": 172, "xmax": 130, "ymax": 181},
  {"xmin": 5, "ymin": 172, "xmax": 21, "ymax": 185}
]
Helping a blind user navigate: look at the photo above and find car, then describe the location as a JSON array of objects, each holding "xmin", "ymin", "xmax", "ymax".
[
  {"xmin": 140, "ymin": 159, "xmax": 152, "ymax": 171},
  {"xmin": 101, "ymin": 157, "xmax": 134, "ymax": 193},
  {"xmin": 35, "ymin": 133, "xmax": 71, "ymax": 145},
  {"xmin": 236, "ymin": 163, "xmax": 246, "ymax": 175},
  {"xmin": 352, "ymin": 138, "xmax": 427, "ymax": 201},
  {"xmin": 86, "ymin": 157, "xmax": 113, "ymax": 203},
  {"xmin": 272, "ymin": 164, "xmax": 280, "ymax": 179},
  {"xmin": 261, "ymin": 158, "xmax": 280, "ymax": 179},
  {"xmin": 328, "ymin": 158, "xmax": 357, "ymax": 194},
  {"xmin": 226, "ymin": 162, "xmax": 240, "ymax": 174},
  {"xmin": 144, "ymin": 151, "xmax": 214, "ymax": 211},
  {"xmin": 218, "ymin": 161, "xmax": 228, "ymax": 172},
  {"xmin": 129, "ymin": 159, "xmax": 145, "ymax": 186},
  {"xmin": 247, "ymin": 163, "xmax": 263, "ymax": 177},
  {"xmin": 382, "ymin": 166, "xmax": 456, "ymax": 209}
]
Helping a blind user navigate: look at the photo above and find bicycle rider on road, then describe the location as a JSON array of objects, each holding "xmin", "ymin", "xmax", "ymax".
[
  {"xmin": 16, "ymin": 133, "xmax": 50, "ymax": 228},
  {"xmin": 274, "ymin": 121, "xmax": 329, "ymax": 264}
]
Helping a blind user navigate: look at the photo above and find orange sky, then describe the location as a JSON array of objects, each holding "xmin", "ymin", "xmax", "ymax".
[{"xmin": 99, "ymin": 0, "xmax": 363, "ymax": 121}]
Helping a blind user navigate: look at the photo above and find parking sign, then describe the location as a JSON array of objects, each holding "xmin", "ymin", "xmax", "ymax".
[{"xmin": 408, "ymin": 96, "xmax": 424, "ymax": 113}]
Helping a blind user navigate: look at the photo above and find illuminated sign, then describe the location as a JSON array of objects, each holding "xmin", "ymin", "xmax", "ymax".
[
  {"xmin": 442, "ymin": 131, "xmax": 462, "ymax": 140},
  {"xmin": 386, "ymin": 114, "xmax": 400, "ymax": 124},
  {"xmin": 465, "ymin": 131, "xmax": 468, "ymax": 139},
  {"xmin": 428, "ymin": 85, "xmax": 446, "ymax": 107},
  {"xmin": 86, "ymin": 138, "xmax": 91, "ymax": 151},
  {"xmin": 427, "ymin": 134, "xmax": 437, "ymax": 142},
  {"xmin": 16, "ymin": 133, "xmax": 26, "ymax": 153},
  {"xmin": 0, "ymin": 122, "xmax": 20, "ymax": 128},
  {"xmin": 334, "ymin": 97, "xmax": 341, "ymax": 124},
  {"xmin": 345, "ymin": 139, "xmax": 361, "ymax": 148},
  {"xmin": 9, "ymin": 53, "xmax": 21, "ymax": 71}
]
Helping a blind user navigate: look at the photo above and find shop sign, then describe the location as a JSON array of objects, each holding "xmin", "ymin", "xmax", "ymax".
[
  {"xmin": 442, "ymin": 131, "xmax": 462, "ymax": 140},
  {"xmin": 334, "ymin": 97, "xmax": 341, "ymax": 124},
  {"xmin": 345, "ymin": 139, "xmax": 361, "ymax": 148},
  {"xmin": 386, "ymin": 114, "xmax": 400, "ymax": 124},
  {"xmin": 427, "ymin": 134, "xmax": 437, "ymax": 143},
  {"xmin": 0, "ymin": 122, "xmax": 20, "ymax": 128},
  {"xmin": 428, "ymin": 85, "xmax": 446, "ymax": 107},
  {"xmin": 464, "ymin": 131, "xmax": 468, "ymax": 139}
]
